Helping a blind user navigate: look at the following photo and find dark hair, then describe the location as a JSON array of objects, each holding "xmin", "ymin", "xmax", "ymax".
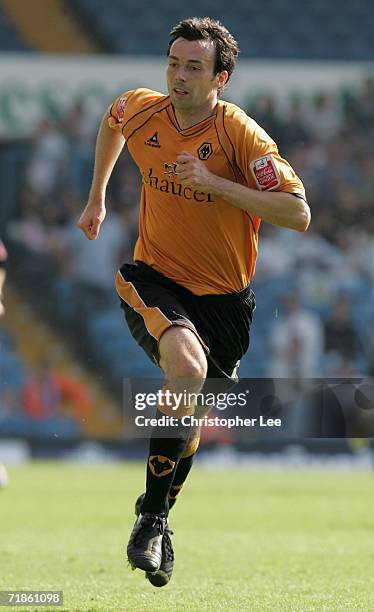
[{"xmin": 168, "ymin": 17, "xmax": 239, "ymax": 86}]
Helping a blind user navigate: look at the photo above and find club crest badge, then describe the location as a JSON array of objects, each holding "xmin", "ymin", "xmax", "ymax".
[{"xmin": 198, "ymin": 142, "xmax": 213, "ymax": 160}]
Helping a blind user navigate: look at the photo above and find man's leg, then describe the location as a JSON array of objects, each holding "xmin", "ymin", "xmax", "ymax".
[
  {"xmin": 168, "ymin": 430, "xmax": 201, "ymax": 509},
  {"xmin": 132, "ymin": 431, "xmax": 201, "ymax": 587},
  {"xmin": 140, "ymin": 326, "xmax": 207, "ymax": 514},
  {"xmin": 127, "ymin": 326, "xmax": 207, "ymax": 574}
]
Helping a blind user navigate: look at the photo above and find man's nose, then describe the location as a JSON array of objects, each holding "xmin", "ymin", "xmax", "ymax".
[{"xmin": 175, "ymin": 66, "xmax": 187, "ymax": 81}]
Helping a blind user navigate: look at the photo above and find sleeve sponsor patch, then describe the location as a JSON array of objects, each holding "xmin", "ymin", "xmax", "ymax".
[
  {"xmin": 250, "ymin": 155, "xmax": 281, "ymax": 191},
  {"xmin": 115, "ymin": 96, "xmax": 128, "ymax": 122}
]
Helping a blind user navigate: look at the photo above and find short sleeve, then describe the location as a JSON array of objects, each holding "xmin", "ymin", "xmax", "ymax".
[
  {"xmin": 247, "ymin": 123, "xmax": 306, "ymax": 198},
  {"xmin": 107, "ymin": 90, "xmax": 135, "ymax": 134},
  {"xmin": 228, "ymin": 107, "xmax": 306, "ymax": 199}
]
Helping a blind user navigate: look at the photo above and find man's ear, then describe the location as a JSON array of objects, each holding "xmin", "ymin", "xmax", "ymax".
[{"xmin": 217, "ymin": 70, "xmax": 229, "ymax": 91}]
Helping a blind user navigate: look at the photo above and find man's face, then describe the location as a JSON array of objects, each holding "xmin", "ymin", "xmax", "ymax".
[{"xmin": 167, "ymin": 38, "xmax": 226, "ymax": 112}]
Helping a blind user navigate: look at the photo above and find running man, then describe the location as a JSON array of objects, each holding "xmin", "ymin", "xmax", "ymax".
[{"xmin": 78, "ymin": 17, "xmax": 310, "ymax": 587}]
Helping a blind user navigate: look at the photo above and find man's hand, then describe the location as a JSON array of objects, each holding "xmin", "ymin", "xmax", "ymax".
[
  {"xmin": 77, "ymin": 199, "xmax": 106, "ymax": 240},
  {"xmin": 175, "ymin": 152, "xmax": 214, "ymax": 192}
]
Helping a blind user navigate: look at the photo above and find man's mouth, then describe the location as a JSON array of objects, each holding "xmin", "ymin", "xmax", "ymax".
[{"xmin": 173, "ymin": 87, "xmax": 189, "ymax": 96}]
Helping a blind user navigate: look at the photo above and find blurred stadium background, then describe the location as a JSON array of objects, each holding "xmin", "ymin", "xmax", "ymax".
[{"xmin": 1, "ymin": 0, "xmax": 374, "ymax": 462}]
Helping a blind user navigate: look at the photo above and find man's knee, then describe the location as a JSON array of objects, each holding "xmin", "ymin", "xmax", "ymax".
[
  {"xmin": 159, "ymin": 326, "xmax": 208, "ymax": 381},
  {"xmin": 166, "ymin": 355, "xmax": 207, "ymax": 380}
]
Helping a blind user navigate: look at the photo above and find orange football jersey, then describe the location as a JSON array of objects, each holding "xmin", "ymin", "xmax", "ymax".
[{"xmin": 109, "ymin": 88, "xmax": 305, "ymax": 295}]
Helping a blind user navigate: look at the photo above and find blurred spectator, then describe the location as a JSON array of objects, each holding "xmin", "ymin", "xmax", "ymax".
[
  {"xmin": 8, "ymin": 203, "xmax": 52, "ymax": 253},
  {"xmin": 281, "ymin": 98, "xmax": 311, "ymax": 152},
  {"xmin": 342, "ymin": 77, "xmax": 374, "ymax": 132},
  {"xmin": 0, "ymin": 389, "xmax": 21, "ymax": 420},
  {"xmin": 0, "ymin": 239, "xmax": 7, "ymax": 317},
  {"xmin": 23, "ymin": 365, "xmax": 62, "ymax": 419},
  {"xmin": 365, "ymin": 320, "xmax": 374, "ymax": 377},
  {"xmin": 113, "ymin": 148, "xmax": 142, "ymax": 243},
  {"xmin": 324, "ymin": 295, "xmax": 361, "ymax": 361},
  {"xmin": 63, "ymin": 98, "xmax": 96, "ymax": 148},
  {"xmin": 247, "ymin": 94, "xmax": 283, "ymax": 145},
  {"xmin": 358, "ymin": 77, "xmax": 374, "ymax": 129},
  {"xmin": 255, "ymin": 225, "xmax": 291, "ymax": 278},
  {"xmin": 306, "ymin": 93, "xmax": 341, "ymax": 142},
  {"xmin": 54, "ymin": 203, "xmax": 131, "ymax": 297},
  {"xmin": 22, "ymin": 363, "xmax": 92, "ymax": 421},
  {"xmin": 25, "ymin": 119, "xmax": 69, "ymax": 196},
  {"xmin": 270, "ymin": 293, "xmax": 324, "ymax": 377},
  {"xmin": 324, "ymin": 355, "xmax": 363, "ymax": 378}
]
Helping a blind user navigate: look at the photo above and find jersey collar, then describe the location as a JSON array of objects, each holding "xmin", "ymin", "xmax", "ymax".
[{"xmin": 166, "ymin": 103, "xmax": 218, "ymax": 137}]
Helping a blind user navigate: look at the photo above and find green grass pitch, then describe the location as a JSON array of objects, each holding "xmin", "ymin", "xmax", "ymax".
[{"xmin": 1, "ymin": 461, "xmax": 374, "ymax": 611}]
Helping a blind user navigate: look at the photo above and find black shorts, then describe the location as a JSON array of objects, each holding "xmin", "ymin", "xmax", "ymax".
[{"xmin": 116, "ymin": 262, "xmax": 255, "ymax": 382}]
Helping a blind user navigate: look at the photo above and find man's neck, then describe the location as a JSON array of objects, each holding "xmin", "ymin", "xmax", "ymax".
[{"xmin": 173, "ymin": 102, "xmax": 218, "ymax": 130}]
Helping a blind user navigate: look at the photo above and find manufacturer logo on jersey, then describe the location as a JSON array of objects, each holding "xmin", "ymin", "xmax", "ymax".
[
  {"xmin": 250, "ymin": 155, "xmax": 280, "ymax": 190},
  {"xmin": 164, "ymin": 162, "xmax": 177, "ymax": 176},
  {"xmin": 145, "ymin": 132, "xmax": 161, "ymax": 147},
  {"xmin": 198, "ymin": 142, "xmax": 213, "ymax": 160},
  {"xmin": 116, "ymin": 97, "xmax": 128, "ymax": 122}
]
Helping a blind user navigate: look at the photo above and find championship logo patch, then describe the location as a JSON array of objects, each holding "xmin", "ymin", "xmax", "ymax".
[
  {"xmin": 148, "ymin": 455, "xmax": 175, "ymax": 478},
  {"xmin": 116, "ymin": 97, "xmax": 128, "ymax": 122},
  {"xmin": 250, "ymin": 155, "xmax": 280, "ymax": 190}
]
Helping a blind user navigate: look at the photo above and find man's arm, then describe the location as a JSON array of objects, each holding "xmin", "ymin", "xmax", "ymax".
[
  {"xmin": 176, "ymin": 152, "xmax": 311, "ymax": 232},
  {"xmin": 77, "ymin": 107, "xmax": 125, "ymax": 240}
]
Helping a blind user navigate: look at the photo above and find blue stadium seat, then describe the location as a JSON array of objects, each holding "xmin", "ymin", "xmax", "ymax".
[
  {"xmin": 0, "ymin": 12, "xmax": 33, "ymax": 52},
  {"xmin": 0, "ymin": 337, "xmax": 26, "ymax": 393},
  {"xmin": 86, "ymin": 308, "xmax": 158, "ymax": 378},
  {"xmin": 70, "ymin": 0, "xmax": 374, "ymax": 60}
]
